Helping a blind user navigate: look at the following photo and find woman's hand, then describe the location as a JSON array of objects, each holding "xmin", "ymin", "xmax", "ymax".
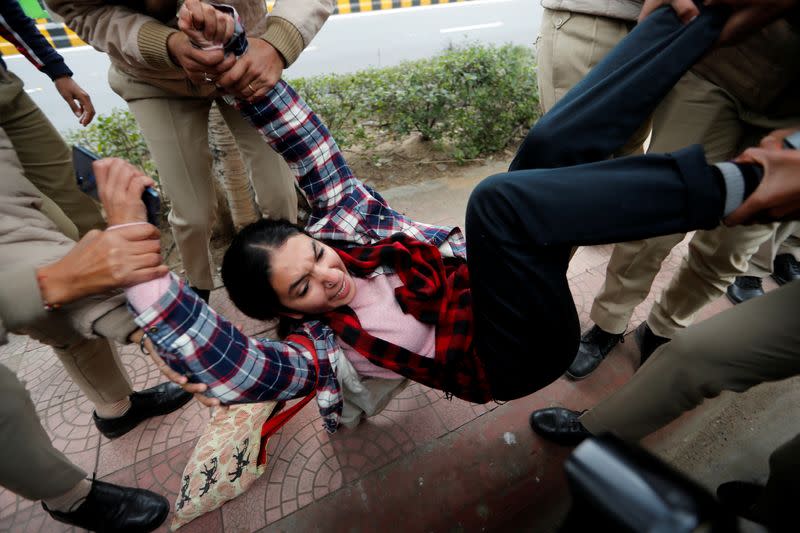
[
  {"xmin": 94, "ymin": 158, "xmax": 155, "ymax": 226},
  {"xmin": 139, "ymin": 336, "xmax": 222, "ymax": 408}
]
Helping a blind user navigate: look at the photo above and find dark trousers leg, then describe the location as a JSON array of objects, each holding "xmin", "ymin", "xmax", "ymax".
[{"xmin": 466, "ymin": 5, "xmax": 728, "ymax": 400}]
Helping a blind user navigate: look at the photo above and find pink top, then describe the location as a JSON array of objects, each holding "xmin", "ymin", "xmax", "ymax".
[
  {"xmin": 337, "ymin": 274, "xmax": 436, "ymax": 379},
  {"xmin": 121, "ymin": 220, "xmax": 436, "ymax": 380}
]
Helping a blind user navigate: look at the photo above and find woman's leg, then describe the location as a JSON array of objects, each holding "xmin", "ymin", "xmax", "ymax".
[
  {"xmin": 510, "ymin": 3, "xmax": 726, "ymax": 171},
  {"xmin": 467, "ymin": 3, "xmax": 728, "ymax": 399},
  {"xmin": 467, "ymin": 148, "xmax": 723, "ymax": 399}
]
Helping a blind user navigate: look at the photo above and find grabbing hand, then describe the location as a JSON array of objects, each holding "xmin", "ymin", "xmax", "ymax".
[
  {"xmin": 724, "ymin": 128, "xmax": 800, "ymax": 225},
  {"xmin": 171, "ymin": 0, "xmax": 236, "ymax": 85},
  {"xmin": 53, "ymin": 76, "xmax": 95, "ymax": 126},
  {"xmin": 178, "ymin": 0, "xmax": 235, "ymax": 47},
  {"xmin": 704, "ymin": 0, "xmax": 798, "ymax": 45},
  {"xmin": 36, "ymin": 225, "xmax": 167, "ymax": 306},
  {"xmin": 215, "ymin": 38, "xmax": 284, "ymax": 101},
  {"xmin": 94, "ymin": 158, "xmax": 155, "ymax": 226},
  {"xmin": 638, "ymin": 0, "xmax": 699, "ymax": 24}
]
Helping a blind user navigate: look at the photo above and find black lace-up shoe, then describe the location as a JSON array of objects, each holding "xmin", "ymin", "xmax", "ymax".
[
  {"xmin": 634, "ymin": 322, "xmax": 669, "ymax": 366},
  {"xmin": 772, "ymin": 254, "xmax": 800, "ymax": 286},
  {"xmin": 726, "ymin": 276, "xmax": 764, "ymax": 304},
  {"xmin": 566, "ymin": 325, "xmax": 625, "ymax": 380},
  {"xmin": 716, "ymin": 481, "xmax": 780, "ymax": 530},
  {"xmin": 93, "ymin": 382, "xmax": 192, "ymax": 439},
  {"xmin": 43, "ymin": 478, "xmax": 168, "ymax": 532},
  {"xmin": 529, "ymin": 407, "xmax": 592, "ymax": 446},
  {"xmin": 190, "ymin": 286, "xmax": 211, "ymax": 304}
]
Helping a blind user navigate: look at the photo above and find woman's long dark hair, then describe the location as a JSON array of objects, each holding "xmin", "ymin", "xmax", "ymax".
[{"xmin": 221, "ymin": 218, "xmax": 307, "ymax": 322}]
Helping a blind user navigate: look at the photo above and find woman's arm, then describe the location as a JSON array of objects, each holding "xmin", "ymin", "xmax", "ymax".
[{"xmin": 133, "ymin": 273, "xmax": 319, "ymax": 404}]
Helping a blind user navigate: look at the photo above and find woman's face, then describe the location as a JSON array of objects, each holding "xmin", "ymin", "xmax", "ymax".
[{"xmin": 269, "ymin": 234, "xmax": 356, "ymax": 316}]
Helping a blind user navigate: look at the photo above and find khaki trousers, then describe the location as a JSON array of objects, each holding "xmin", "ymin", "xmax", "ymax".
[
  {"xmin": 110, "ymin": 68, "xmax": 298, "ymax": 290},
  {"xmin": 0, "ymin": 71, "xmax": 104, "ymax": 240},
  {"xmin": 536, "ymin": 8, "xmax": 650, "ymax": 158},
  {"xmin": 747, "ymin": 224, "xmax": 800, "ymax": 276},
  {"xmin": 0, "ymin": 364, "xmax": 85, "ymax": 500},
  {"xmin": 0, "ymin": 77, "xmax": 133, "ymax": 405},
  {"xmin": 591, "ymin": 67, "xmax": 800, "ymax": 336},
  {"xmin": 580, "ymin": 280, "xmax": 800, "ymax": 526}
]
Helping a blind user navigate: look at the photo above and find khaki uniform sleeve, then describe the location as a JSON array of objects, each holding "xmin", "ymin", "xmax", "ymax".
[
  {"xmin": 0, "ymin": 269, "xmax": 47, "ymax": 333},
  {"xmin": 45, "ymin": 0, "xmax": 180, "ymax": 71},
  {"xmin": 261, "ymin": 0, "xmax": 334, "ymax": 66}
]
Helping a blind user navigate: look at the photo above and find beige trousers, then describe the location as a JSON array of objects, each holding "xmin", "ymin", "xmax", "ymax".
[
  {"xmin": 110, "ymin": 68, "xmax": 298, "ymax": 290},
  {"xmin": 0, "ymin": 71, "xmax": 104, "ymax": 241},
  {"xmin": 536, "ymin": 9, "xmax": 650, "ymax": 158},
  {"xmin": 747, "ymin": 224, "xmax": 800, "ymax": 276},
  {"xmin": 0, "ymin": 364, "xmax": 85, "ymax": 500},
  {"xmin": 579, "ymin": 280, "xmax": 800, "ymax": 525},
  {"xmin": 591, "ymin": 67, "xmax": 800, "ymax": 336},
  {"xmin": 0, "ymin": 72, "xmax": 133, "ymax": 405}
]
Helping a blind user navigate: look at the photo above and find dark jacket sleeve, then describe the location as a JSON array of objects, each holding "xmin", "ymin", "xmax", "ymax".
[{"xmin": 0, "ymin": 0, "xmax": 72, "ymax": 80}]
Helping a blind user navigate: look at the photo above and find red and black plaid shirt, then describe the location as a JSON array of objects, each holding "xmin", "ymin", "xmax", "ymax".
[{"xmin": 323, "ymin": 234, "xmax": 492, "ymax": 404}]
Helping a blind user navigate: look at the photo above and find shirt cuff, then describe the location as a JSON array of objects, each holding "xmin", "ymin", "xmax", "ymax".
[
  {"xmin": 137, "ymin": 21, "xmax": 181, "ymax": 71},
  {"xmin": 126, "ymin": 273, "xmax": 172, "ymax": 314},
  {"xmin": 43, "ymin": 62, "xmax": 73, "ymax": 82},
  {"xmin": 714, "ymin": 162, "xmax": 745, "ymax": 217},
  {"xmin": 261, "ymin": 17, "xmax": 304, "ymax": 66}
]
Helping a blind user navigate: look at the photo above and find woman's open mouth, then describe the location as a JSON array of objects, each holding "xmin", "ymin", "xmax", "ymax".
[{"xmin": 334, "ymin": 276, "xmax": 348, "ymax": 300}]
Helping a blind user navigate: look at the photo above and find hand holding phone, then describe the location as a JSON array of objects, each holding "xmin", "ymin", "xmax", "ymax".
[{"xmin": 74, "ymin": 147, "xmax": 161, "ymax": 226}]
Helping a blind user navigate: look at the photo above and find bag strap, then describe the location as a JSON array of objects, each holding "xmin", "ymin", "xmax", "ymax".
[{"xmin": 257, "ymin": 334, "xmax": 319, "ymax": 464}]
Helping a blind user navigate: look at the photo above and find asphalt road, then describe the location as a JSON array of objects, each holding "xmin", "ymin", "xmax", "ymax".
[{"xmin": 6, "ymin": 0, "xmax": 542, "ymax": 133}]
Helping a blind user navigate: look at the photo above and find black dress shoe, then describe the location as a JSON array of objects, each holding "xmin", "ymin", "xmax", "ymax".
[
  {"xmin": 190, "ymin": 286, "xmax": 211, "ymax": 304},
  {"xmin": 43, "ymin": 478, "xmax": 168, "ymax": 532},
  {"xmin": 716, "ymin": 481, "xmax": 773, "ymax": 528},
  {"xmin": 566, "ymin": 325, "xmax": 624, "ymax": 380},
  {"xmin": 634, "ymin": 322, "xmax": 668, "ymax": 366},
  {"xmin": 726, "ymin": 276, "xmax": 764, "ymax": 304},
  {"xmin": 529, "ymin": 407, "xmax": 592, "ymax": 446},
  {"xmin": 772, "ymin": 254, "xmax": 800, "ymax": 286},
  {"xmin": 94, "ymin": 382, "xmax": 192, "ymax": 439}
]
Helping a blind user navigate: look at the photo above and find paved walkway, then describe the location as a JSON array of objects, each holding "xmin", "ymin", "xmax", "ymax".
[{"xmin": 1, "ymin": 160, "xmax": 793, "ymax": 532}]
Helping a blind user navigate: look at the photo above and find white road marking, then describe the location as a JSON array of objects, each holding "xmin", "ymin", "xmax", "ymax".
[
  {"xmin": 440, "ymin": 21, "xmax": 503, "ymax": 33},
  {"xmin": 332, "ymin": 0, "xmax": 515, "ymax": 21}
]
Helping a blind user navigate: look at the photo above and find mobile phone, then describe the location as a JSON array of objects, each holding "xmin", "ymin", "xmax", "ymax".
[
  {"xmin": 72, "ymin": 145, "xmax": 161, "ymax": 226},
  {"xmin": 73, "ymin": 145, "xmax": 100, "ymax": 200}
]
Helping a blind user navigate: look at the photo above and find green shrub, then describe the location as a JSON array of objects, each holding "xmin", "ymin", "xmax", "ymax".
[
  {"xmin": 289, "ymin": 43, "xmax": 539, "ymax": 162},
  {"xmin": 65, "ymin": 108, "xmax": 159, "ymax": 181},
  {"xmin": 66, "ymin": 44, "xmax": 539, "ymax": 168}
]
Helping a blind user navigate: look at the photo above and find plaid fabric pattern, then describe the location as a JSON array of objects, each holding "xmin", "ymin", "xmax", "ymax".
[
  {"xmin": 324, "ymin": 235, "xmax": 491, "ymax": 403},
  {"xmin": 137, "ymin": 77, "xmax": 466, "ymax": 432}
]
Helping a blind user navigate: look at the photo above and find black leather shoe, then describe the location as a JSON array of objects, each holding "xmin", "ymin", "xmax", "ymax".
[
  {"xmin": 716, "ymin": 481, "xmax": 769, "ymax": 527},
  {"xmin": 529, "ymin": 407, "xmax": 592, "ymax": 446},
  {"xmin": 94, "ymin": 382, "xmax": 192, "ymax": 439},
  {"xmin": 43, "ymin": 478, "xmax": 168, "ymax": 532},
  {"xmin": 190, "ymin": 286, "xmax": 211, "ymax": 304},
  {"xmin": 726, "ymin": 276, "xmax": 764, "ymax": 304},
  {"xmin": 566, "ymin": 325, "xmax": 625, "ymax": 380},
  {"xmin": 634, "ymin": 322, "xmax": 668, "ymax": 366},
  {"xmin": 772, "ymin": 254, "xmax": 800, "ymax": 286}
]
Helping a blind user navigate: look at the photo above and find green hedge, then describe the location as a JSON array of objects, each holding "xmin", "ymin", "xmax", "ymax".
[
  {"xmin": 67, "ymin": 43, "xmax": 539, "ymax": 168},
  {"xmin": 292, "ymin": 43, "xmax": 539, "ymax": 161},
  {"xmin": 65, "ymin": 108, "xmax": 159, "ymax": 180}
]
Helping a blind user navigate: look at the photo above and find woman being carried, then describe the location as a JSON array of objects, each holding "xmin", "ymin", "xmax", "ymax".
[{"xmin": 102, "ymin": 3, "xmax": 745, "ymax": 433}]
